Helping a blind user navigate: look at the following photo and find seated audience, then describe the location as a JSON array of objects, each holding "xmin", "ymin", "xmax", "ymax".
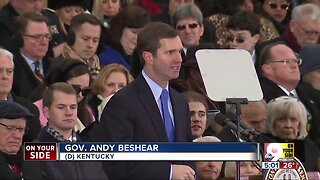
[
  {"xmin": 36, "ymin": 82, "xmax": 108, "ymax": 179},
  {"xmin": 92, "ymin": 0, "xmax": 121, "ymax": 28},
  {"xmin": 12, "ymin": 13, "xmax": 58, "ymax": 100},
  {"xmin": 0, "ymin": 100, "xmax": 42, "ymax": 179},
  {"xmin": 171, "ymin": 3, "xmax": 211, "ymax": 53},
  {"xmin": 47, "ymin": 0, "xmax": 86, "ymax": 38},
  {"xmin": 264, "ymin": 96, "xmax": 320, "ymax": 171},
  {"xmin": 99, "ymin": 5, "xmax": 150, "ymax": 77},
  {"xmin": 89, "ymin": 63, "xmax": 134, "ymax": 120},
  {"xmin": 193, "ymin": 136, "xmax": 223, "ymax": 180},
  {"xmin": 183, "ymin": 91, "xmax": 208, "ymax": 139},
  {"xmin": 224, "ymin": 161, "xmax": 261, "ymax": 178},
  {"xmin": 256, "ymin": 42, "xmax": 320, "ymax": 148},
  {"xmin": 62, "ymin": 13, "xmax": 102, "ymax": 78},
  {"xmin": 0, "ymin": 48, "xmax": 40, "ymax": 142},
  {"xmin": 33, "ymin": 60, "xmax": 93, "ymax": 134},
  {"xmin": 217, "ymin": 100, "xmax": 267, "ymax": 142},
  {"xmin": 226, "ymin": 11, "xmax": 260, "ymax": 63}
]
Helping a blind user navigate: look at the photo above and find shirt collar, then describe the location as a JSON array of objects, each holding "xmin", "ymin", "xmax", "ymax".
[{"xmin": 142, "ymin": 70, "xmax": 169, "ymax": 101}]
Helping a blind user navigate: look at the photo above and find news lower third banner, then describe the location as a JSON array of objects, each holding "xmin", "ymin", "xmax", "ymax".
[{"xmin": 24, "ymin": 142, "xmax": 259, "ymax": 161}]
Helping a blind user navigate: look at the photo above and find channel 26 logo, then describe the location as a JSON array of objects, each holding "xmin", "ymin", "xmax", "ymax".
[{"xmin": 264, "ymin": 143, "xmax": 294, "ymax": 162}]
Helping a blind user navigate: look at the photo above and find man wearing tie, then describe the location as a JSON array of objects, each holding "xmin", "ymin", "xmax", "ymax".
[
  {"xmin": 11, "ymin": 12, "xmax": 56, "ymax": 99},
  {"xmin": 93, "ymin": 22, "xmax": 195, "ymax": 180}
]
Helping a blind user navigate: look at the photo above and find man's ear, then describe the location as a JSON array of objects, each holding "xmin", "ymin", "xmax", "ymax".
[
  {"xmin": 142, "ymin": 51, "xmax": 153, "ymax": 64},
  {"xmin": 262, "ymin": 64, "xmax": 272, "ymax": 76},
  {"xmin": 253, "ymin": 34, "xmax": 260, "ymax": 44},
  {"xmin": 43, "ymin": 106, "xmax": 50, "ymax": 119}
]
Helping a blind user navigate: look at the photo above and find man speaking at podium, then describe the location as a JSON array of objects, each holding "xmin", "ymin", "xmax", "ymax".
[{"xmin": 92, "ymin": 22, "xmax": 195, "ymax": 180}]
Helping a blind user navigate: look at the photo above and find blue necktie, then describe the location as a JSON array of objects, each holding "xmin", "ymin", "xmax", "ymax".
[{"xmin": 160, "ymin": 89, "xmax": 175, "ymax": 142}]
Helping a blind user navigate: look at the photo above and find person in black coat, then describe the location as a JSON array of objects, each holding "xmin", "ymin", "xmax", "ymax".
[
  {"xmin": 0, "ymin": 48, "xmax": 41, "ymax": 142},
  {"xmin": 257, "ymin": 42, "xmax": 320, "ymax": 149},
  {"xmin": 263, "ymin": 96, "xmax": 320, "ymax": 171},
  {"xmin": 0, "ymin": 100, "xmax": 43, "ymax": 179},
  {"xmin": 11, "ymin": 13, "xmax": 58, "ymax": 100},
  {"xmin": 0, "ymin": 0, "xmax": 65, "ymax": 57},
  {"xmin": 36, "ymin": 82, "xmax": 108, "ymax": 180}
]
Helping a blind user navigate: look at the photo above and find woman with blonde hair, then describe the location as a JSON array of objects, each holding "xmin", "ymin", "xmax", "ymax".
[
  {"xmin": 92, "ymin": 0, "xmax": 121, "ymax": 28},
  {"xmin": 264, "ymin": 96, "xmax": 320, "ymax": 171},
  {"xmin": 88, "ymin": 63, "xmax": 133, "ymax": 120}
]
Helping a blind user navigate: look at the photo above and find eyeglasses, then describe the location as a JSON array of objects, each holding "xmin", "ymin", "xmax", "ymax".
[
  {"xmin": 268, "ymin": 1, "xmax": 290, "ymax": 10},
  {"xmin": 296, "ymin": 23, "xmax": 320, "ymax": 36},
  {"xmin": 71, "ymin": 85, "xmax": 91, "ymax": 97},
  {"xmin": 0, "ymin": 122, "xmax": 29, "ymax": 134},
  {"xmin": 268, "ymin": 58, "xmax": 302, "ymax": 65},
  {"xmin": 226, "ymin": 35, "xmax": 245, "ymax": 43},
  {"xmin": 23, "ymin": 33, "xmax": 52, "ymax": 41},
  {"xmin": 176, "ymin": 23, "xmax": 199, "ymax": 31}
]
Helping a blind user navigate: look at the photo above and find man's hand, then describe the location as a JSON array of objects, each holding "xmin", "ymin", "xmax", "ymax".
[{"xmin": 172, "ymin": 164, "xmax": 195, "ymax": 180}]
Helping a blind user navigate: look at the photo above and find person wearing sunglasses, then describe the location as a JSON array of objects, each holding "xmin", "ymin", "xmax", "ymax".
[
  {"xmin": 33, "ymin": 59, "xmax": 94, "ymax": 135},
  {"xmin": 254, "ymin": 0, "xmax": 292, "ymax": 35},
  {"xmin": 226, "ymin": 11, "xmax": 261, "ymax": 62},
  {"xmin": 171, "ymin": 4, "xmax": 205, "ymax": 52}
]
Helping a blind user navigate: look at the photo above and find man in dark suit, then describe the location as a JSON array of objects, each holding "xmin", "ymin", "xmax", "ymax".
[
  {"xmin": 0, "ymin": 100, "xmax": 43, "ymax": 179},
  {"xmin": 0, "ymin": 47, "xmax": 40, "ymax": 142},
  {"xmin": 256, "ymin": 42, "xmax": 320, "ymax": 148},
  {"xmin": 0, "ymin": 0, "xmax": 65, "ymax": 57},
  {"xmin": 12, "ymin": 12, "xmax": 55, "ymax": 100},
  {"xmin": 93, "ymin": 22, "xmax": 195, "ymax": 180}
]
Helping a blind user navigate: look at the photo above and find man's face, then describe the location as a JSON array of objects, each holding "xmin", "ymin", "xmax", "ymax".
[
  {"xmin": 72, "ymin": 23, "xmax": 101, "ymax": 61},
  {"xmin": 145, "ymin": 36, "xmax": 183, "ymax": 87},
  {"xmin": 44, "ymin": 90, "xmax": 77, "ymax": 133},
  {"xmin": 0, "ymin": 118, "xmax": 26, "ymax": 155},
  {"xmin": 176, "ymin": 18, "xmax": 203, "ymax": 48},
  {"xmin": 20, "ymin": 21, "xmax": 50, "ymax": 61},
  {"xmin": 196, "ymin": 161, "xmax": 223, "ymax": 180},
  {"xmin": 262, "ymin": 44, "xmax": 300, "ymax": 89},
  {"xmin": 189, "ymin": 101, "xmax": 207, "ymax": 139},
  {"xmin": 227, "ymin": 29, "xmax": 259, "ymax": 54},
  {"xmin": 241, "ymin": 102, "xmax": 266, "ymax": 132},
  {"xmin": 0, "ymin": 56, "xmax": 14, "ymax": 99},
  {"xmin": 168, "ymin": 0, "xmax": 194, "ymax": 16},
  {"xmin": 290, "ymin": 16, "xmax": 320, "ymax": 47},
  {"xmin": 11, "ymin": 0, "xmax": 44, "ymax": 14}
]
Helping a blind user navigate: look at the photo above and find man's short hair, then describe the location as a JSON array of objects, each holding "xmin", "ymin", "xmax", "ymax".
[
  {"xmin": 256, "ymin": 42, "xmax": 286, "ymax": 76},
  {"xmin": 171, "ymin": 3, "xmax": 203, "ymax": 28},
  {"xmin": 0, "ymin": 48, "xmax": 14, "ymax": 68},
  {"xmin": 182, "ymin": 91, "xmax": 208, "ymax": 112},
  {"xmin": 137, "ymin": 22, "xmax": 178, "ymax": 65},
  {"xmin": 43, "ymin": 82, "xmax": 77, "ymax": 108},
  {"xmin": 292, "ymin": 3, "xmax": 320, "ymax": 21},
  {"xmin": 14, "ymin": 12, "xmax": 49, "ymax": 34},
  {"xmin": 70, "ymin": 13, "xmax": 101, "ymax": 32}
]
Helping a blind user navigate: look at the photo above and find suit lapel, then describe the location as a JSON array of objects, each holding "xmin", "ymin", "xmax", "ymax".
[
  {"xmin": 135, "ymin": 75, "xmax": 168, "ymax": 141},
  {"xmin": 170, "ymin": 88, "xmax": 185, "ymax": 141}
]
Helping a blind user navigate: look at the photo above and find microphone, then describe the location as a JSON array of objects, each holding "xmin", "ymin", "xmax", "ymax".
[{"xmin": 214, "ymin": 113, "xmax": 260, "ymax": 141}]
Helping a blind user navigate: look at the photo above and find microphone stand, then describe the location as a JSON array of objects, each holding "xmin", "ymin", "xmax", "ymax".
[{"xmin": 226, "ymin": 98, "xmax": 248, "ymax": 180}]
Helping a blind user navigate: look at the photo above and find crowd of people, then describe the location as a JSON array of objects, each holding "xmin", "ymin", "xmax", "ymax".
[{"xmin": 1, "ymin": 0, "xmax": 320, "ymax": 179}]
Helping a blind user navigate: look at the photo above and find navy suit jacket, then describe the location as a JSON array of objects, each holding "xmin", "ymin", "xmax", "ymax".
[{"xmin": 92, "ymin": 73, "xmax": 194, "ymax": 179}]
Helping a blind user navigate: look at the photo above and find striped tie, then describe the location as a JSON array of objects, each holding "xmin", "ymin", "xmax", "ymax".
[{"xmin": 34, "ymin": 61, "xmax": 43, "ymax": 82}]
